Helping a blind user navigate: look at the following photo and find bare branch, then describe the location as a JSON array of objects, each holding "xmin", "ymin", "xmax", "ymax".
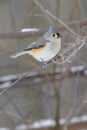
[
  {"xmin": 57, "ymin": 37, "xmax": 86, "ymax": 64},
  {"xmin": 0, "ymin": 29, "xmax": 46, "ymax": 39},
  {"xmin": 0, "ymin": 19, "xmax": 86, "ymax": 39},
  {"xmin": 0, "ymin": 65, "xmax": 86, "ymax": 94},
  {"xmin": 0, "ymin": 67, "xmax": 41, "ymax": 95}
]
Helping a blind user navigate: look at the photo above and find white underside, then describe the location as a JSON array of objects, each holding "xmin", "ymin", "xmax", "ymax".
[
  {"xmin": 29, "ymin": 39, "xmax": 61, "ymax": 62},
  {"xmin": 11, "ymin": 39, "xmax": 61, "ymax": 62}
]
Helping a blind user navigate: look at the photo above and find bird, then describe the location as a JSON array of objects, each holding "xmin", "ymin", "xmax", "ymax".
[{"xmin": 11, "ymin": 26, "xmax": 62, "ymax": 67}]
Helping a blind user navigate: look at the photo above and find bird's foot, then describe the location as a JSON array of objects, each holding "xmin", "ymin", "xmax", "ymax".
[
  {"xmin": 52, "ymin": 57, "xmax": 58, "ymax": 63},
  {"xmin": 41, "ymin": 60, "xmax": 52, "ymax": 68},
  {"xmin": 40, "ymin": 58, "xmax": 48, "ymax": 68}
]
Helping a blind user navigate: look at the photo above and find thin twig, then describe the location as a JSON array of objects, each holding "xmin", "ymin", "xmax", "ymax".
[
  {"xmin": 34, "ymin": 0, "xmax": 80, "ymax": 38},
  {"xmin": 0, "ymin": 67, "xmax": 41, "ymax": 95},
  {"xmin": 0, "ymin": 72, "xmax": 29, "ymax": 95},
  {"xmin": 57, "ymin": 37, "xmax": 86, "ymax": 64}
]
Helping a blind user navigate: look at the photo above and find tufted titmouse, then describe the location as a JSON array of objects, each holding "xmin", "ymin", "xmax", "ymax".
[{"xmin": 11, "ymin": 26, "xmax": 62, "ymax": 66}]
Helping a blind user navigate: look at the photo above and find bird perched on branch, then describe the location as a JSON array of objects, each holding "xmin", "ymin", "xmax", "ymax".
[{"xmin": 11, "ymin": 26, "xmax": 62, "ymax": 67}]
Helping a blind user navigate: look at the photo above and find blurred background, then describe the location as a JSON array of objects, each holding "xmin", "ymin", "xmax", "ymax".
[{"xmin": 0, "ymin": 0, "xmax": 87, "ymax": 130}]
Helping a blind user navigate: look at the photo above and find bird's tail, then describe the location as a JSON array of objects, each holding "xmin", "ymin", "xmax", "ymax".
[{"xmin": 11, "ymin": 51, "xmax": 28, "ymax": 58}]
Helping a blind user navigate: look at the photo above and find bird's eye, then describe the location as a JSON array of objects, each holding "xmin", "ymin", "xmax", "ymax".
[
  {"xmin": 52, "ymin": 34, "xmax": 55, "ymax": 37},
  {"xmin": 57, "ymin": 33, "xmax": 60, "ymax": 37}
]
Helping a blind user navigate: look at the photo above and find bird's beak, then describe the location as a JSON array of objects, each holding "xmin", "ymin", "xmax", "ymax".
[{"xmin": 59, "ymin": 34, "xmax": 62, "ymax": 38}]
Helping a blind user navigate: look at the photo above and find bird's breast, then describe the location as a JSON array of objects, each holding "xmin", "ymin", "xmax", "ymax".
[{"xmin": 28, "ymin": 40, "xmax": 61, "ymax": 62}]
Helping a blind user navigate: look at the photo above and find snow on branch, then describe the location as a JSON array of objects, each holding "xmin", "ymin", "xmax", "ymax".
[
  {"xmin": 0, "ymin": 115, "xmax": 87, "ymax": 130},
  {"xmin": 0, "ymin": 65, "xmax": 87, "ymax": 95}
]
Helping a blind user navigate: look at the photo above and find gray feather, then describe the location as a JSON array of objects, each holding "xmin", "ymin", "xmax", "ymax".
[
  {"xmin": 24, "ymin": 38, "xmax": 47, "ymax": 51},
  {"xmin": 11, "ymin": 51, "xmax": 28, "ymax": 58},
  {"xmin": 10, "ymin": 26, "xmax": 61, "ymax": 60}
]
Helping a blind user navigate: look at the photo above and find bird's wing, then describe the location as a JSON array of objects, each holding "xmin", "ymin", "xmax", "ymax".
[{"xmin": 24, "ymin": 37, "xmax": 48, "ymax": 51}]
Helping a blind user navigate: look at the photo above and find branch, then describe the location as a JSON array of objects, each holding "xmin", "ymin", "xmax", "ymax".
[
  {"xmin": 0, "ymin": 65, "xmax": 86, "ymax": 93},
  {"xmin": 57, "ymin": 37, "xmax": 86, "ymax": 64},
  {"xmin": 0, "ymin": 29, "xmax": 46, "ymax": 39},
  {"xmin": 0, "ymin": 19, "xmax": 86, "ymax": 39},
  {"xmin": 0, "ymin": 117, "xmax": 87, "ymax": 130}
]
